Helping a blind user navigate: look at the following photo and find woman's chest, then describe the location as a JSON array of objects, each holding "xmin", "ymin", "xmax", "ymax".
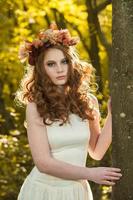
[{"xmin": 46, "ymin": 114, "xmax": 90, "ymax": 151}]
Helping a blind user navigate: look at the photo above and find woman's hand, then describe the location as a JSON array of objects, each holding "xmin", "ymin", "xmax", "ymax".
[{"xmin": 87, "ymin": 167, "xmax": 122, "ymax": 186}]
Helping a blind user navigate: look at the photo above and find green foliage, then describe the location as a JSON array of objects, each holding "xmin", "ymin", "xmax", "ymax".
[{"xmin": 0, "ymin": 133, "xmax": 34, "ymax": 200}]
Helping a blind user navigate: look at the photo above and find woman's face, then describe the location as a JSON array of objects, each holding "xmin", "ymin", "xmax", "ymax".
[{"xmin": 43, "ymin": 48, "xmax": 69, "ymax": 85}]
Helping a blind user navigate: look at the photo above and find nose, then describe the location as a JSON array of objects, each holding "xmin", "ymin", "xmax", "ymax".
[{"xmin": 56, "ymin": 63, "xmax": 64, "ymax": 73}]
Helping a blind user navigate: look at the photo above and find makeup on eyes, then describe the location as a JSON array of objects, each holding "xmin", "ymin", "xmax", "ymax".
[{"xmin": 46, "ymin": 58, "xmax": 68, "ymax": 66}]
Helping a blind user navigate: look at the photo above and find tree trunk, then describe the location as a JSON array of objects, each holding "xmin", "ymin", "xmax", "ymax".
[{"xmin": 110, "ymin": 0, "xmax": 133, "ymax": 199}]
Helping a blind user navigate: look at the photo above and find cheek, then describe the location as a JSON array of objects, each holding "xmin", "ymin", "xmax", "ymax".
[
  {"xmin": 45, "ymin": 67, "xmax": 56, "ymax": 79},
  {"xmin": 66, "ymin": 65, "xmax": 70, "ymax": 75}
]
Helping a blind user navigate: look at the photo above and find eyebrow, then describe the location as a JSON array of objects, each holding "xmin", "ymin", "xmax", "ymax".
[{"xmin": 45, "ymin": 58, "xmax": 67, "ymax": 63}]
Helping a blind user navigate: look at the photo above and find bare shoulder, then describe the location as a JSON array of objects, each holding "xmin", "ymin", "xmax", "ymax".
[
  {"xmin": 26, "ymin": 101, "xmax": 38, "ymax": 115},
  {"xmin": 26, "ymin": 101, "xmax": 43, "ymax": 125}
]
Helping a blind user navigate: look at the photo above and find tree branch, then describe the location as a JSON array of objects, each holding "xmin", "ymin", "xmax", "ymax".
[
  {"xmin": 95, "ymin": 15, "xmax": 112, "ymax": 54},
  {"xmin": 94, "ymin": 0, "xmax": 112, "ymax": 14},
  {"xmin": 44, "ymin": 14, "xmax": 51, "ymax": 27},
  {"xmin": 86, "ymin": 0, "xmax": 111, "ymax": 56}
]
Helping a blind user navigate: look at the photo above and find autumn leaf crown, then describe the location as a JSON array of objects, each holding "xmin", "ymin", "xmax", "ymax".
[{"xmin": 18, "ymin": 22, "xmax": 80, "ymax": 66}]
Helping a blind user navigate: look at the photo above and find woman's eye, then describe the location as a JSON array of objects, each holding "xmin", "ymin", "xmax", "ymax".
[
  {"xmin": 62, "ymin": 59, "xmax": 68, "ymax": 64},
  {"xmin": 47, "ymin": 63, "xmax": 54, "ymax": 67}
]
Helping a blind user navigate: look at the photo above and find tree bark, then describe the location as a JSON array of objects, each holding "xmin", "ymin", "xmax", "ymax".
[{"xmin": 110, "ymin": 0, "xmax": 133, "ymax": 199}]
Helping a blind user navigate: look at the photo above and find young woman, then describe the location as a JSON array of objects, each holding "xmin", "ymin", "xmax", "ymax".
[{"xmin": 16, "ymin": 23, "xmax": 122, "ymax": 200}]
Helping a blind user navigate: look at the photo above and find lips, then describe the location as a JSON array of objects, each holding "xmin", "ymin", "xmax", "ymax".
[{"xmin": 56, "ymin": 76, "xmax": 66, "ymax": 80}]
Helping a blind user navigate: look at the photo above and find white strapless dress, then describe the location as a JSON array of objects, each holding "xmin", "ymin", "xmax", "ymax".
[{"xmin": 17, "ymin": 113, "xmax": 93, "ymax": 200}]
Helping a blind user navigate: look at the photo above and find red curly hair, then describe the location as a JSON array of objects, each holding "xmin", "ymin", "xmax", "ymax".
[{"xmin": 15, "ymin": 44, "xmax": 98, "ymax": 126}]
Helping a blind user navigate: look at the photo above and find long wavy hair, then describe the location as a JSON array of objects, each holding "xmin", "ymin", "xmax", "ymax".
[{"xmin": 15, "ymin": 44, "xmax": 98, "ymax": 126}]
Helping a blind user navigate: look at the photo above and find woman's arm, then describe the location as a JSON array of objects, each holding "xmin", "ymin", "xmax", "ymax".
[{"xmin": 88, "ymin": 95, "xmax": 112, "ymax": 160}]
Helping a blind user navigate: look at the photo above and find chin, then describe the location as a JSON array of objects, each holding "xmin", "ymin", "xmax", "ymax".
[
  {"xmin": 54, "ymin": 79, "xmax": 68, "ymax": 85},
  {"xmin": 55, "ymin": 82, "xmax": 67, "ymax": 85}
]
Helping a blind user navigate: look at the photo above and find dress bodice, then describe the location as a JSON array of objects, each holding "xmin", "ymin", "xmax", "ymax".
[{"xmin": 45, "ymin": 113, "xmax": 90, "ymax": 167}]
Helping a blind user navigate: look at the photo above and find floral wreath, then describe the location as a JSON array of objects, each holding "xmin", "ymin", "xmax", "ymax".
[{"xmin": 18, "ymin": 22, "xmax": 80, "ymax": 66}]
